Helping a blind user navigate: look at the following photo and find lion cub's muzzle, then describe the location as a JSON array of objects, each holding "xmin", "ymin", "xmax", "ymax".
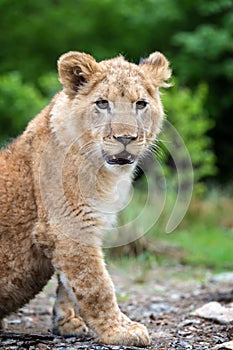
[{"xmin": 103, "ymin": 135, "xmax": 137, "ymax": 166}]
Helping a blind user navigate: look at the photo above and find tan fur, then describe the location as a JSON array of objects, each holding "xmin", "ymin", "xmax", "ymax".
[{"xmin": 0, "ymin": 51, "xmax": 171, "ymax": 345}]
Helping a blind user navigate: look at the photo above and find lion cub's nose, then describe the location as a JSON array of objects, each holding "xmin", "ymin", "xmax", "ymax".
[{"xmin": 113, "ymin": 135, "xmax": 137, "ymax": 146}]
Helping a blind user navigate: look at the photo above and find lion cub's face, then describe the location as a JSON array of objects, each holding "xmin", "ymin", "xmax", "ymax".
[{"xmin": 52, "ymin": 51, "xmax": 171, "ymax": 173}]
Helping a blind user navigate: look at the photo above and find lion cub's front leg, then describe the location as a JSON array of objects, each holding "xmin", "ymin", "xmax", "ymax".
[{"xmin": 53, "ymin": 241, "xmax": 150, "ymax": 346}]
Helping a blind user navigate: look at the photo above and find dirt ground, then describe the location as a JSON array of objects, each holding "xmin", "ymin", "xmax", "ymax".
[{"xmin": 1, "ymin": 264, "xmax": 233, "ymax": 350}]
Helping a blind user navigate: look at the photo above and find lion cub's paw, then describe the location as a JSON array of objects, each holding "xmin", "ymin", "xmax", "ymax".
[
  {"xmin": 100, "ymin": 322, "xmax": 150, "ymax": 346},
  {"xmin": 53, "ymin": 315, "xmax": 88, "ymax": 337}
]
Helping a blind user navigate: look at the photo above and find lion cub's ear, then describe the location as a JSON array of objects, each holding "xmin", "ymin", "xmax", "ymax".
[
  {"xmin": 140, "ymin": 52, "xmax": 172, "ymax": 88},
  {"xmin": 58, "ymin": 51, "xmax": 101, "ymax": 97}
]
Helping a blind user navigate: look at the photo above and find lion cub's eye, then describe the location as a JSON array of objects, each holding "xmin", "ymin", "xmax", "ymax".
[
  {"xmin": 95, "ymin": 99, "xmax": 109, "ymax": 109},
  {"xmin": 136, "ymin": 100, "xmax": 148, "ymax": 110}
]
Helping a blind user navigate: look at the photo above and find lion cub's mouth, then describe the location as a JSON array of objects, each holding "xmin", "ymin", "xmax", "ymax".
[{"xmin": 103, "ymin": 151, "xmax": 136, "ymax": 166}]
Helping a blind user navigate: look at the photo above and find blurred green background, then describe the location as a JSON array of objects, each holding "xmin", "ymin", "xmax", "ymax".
[{"xmin": 0, "ymin": 0, "xmax": 233, "ymax": 272}]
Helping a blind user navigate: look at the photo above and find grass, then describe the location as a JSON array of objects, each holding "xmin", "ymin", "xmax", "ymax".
[
  {"xmin": 112, "ymin": 186, "xmax": 233, "ymax": 273},
  {"xmin": 163, "ymin": 224, "xmax": 233, "ymax": 270},
  {"xmin": 161, "ymin": 192, "xmax": 233, "ymax": 270}
]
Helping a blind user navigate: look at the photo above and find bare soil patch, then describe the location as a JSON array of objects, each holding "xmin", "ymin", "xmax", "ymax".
[{"xmin": 1, "ymin": 265, "xmax": 233, "ymax": 350}]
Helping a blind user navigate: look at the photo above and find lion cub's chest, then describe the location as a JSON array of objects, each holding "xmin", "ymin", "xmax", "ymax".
[{"xmin": 90, "ymin": 171, "xmax": 132, "ymax": 216}]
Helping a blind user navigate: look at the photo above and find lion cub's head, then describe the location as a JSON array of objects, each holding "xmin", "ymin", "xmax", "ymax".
[{"xmin": 51, "ymin": 51, "xmax": 171, "ymax": 173}]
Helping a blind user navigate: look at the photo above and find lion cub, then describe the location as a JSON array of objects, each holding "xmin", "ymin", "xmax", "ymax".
[{"xmin": 0, "ymin": 51, "xmax": 171, "ymax": 345}]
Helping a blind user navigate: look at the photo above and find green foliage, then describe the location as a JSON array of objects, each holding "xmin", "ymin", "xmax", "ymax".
[
  {"xmin": 173, "ymin": 20, "xmax": 233, "ymax": 110},
  {"xmin": 0, "ymin": 0, "xmax": 233, "ymax": 180},
  {"xmin": 0, "ymin": 72, "xmax": 46, "ymax": 145},
  {"xmin": 38, "ymin": 72, "xmax": 61, "ymax": 98},
  {"xmin": 0, "ymin": 0, "xmax": 182, "ymax": 80},
  {"xmin": 170, "ymin": 0, "xmax": 233, "ymax": 181},
  {"xmin": 161, "ymin": 81, "xmax": 216, "ymax": 195}
]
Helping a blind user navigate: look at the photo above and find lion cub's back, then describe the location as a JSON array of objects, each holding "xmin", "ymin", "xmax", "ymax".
[
  {"xmin": 0, "ymin": 142, "xmax": 54, "ymax": 318},
  {"xmin": 0, "ymin": 142, "xmax": 37, "ymax": 229}
]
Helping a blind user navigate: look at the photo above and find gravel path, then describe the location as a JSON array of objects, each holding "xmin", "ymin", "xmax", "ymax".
[{"xmin": 1, "ymin": 265, "xmax": 233, "ymax": 350}]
